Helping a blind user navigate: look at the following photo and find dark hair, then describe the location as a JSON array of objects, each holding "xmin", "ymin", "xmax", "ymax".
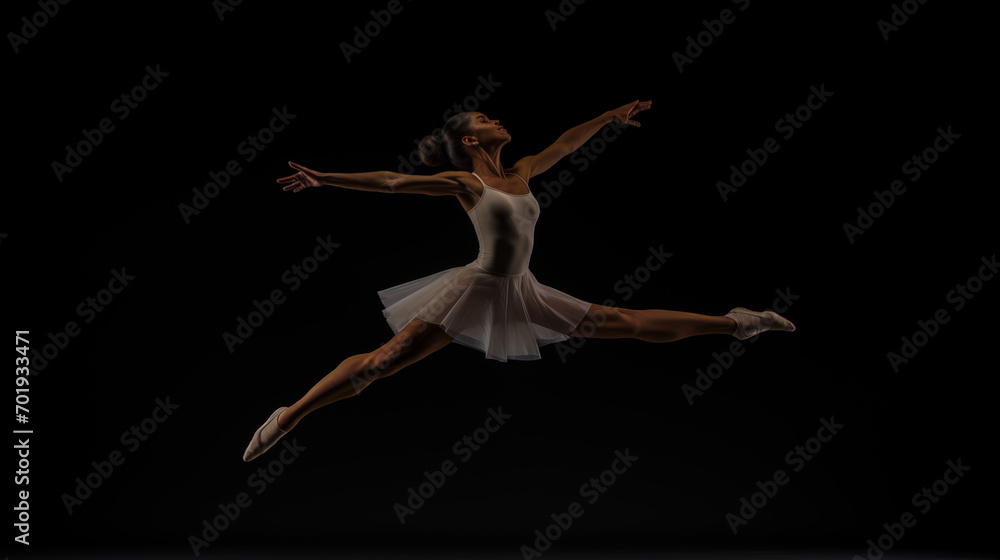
[{"xmin": 418, "ymin": 112, "xmax": 474, "ymax": 170}]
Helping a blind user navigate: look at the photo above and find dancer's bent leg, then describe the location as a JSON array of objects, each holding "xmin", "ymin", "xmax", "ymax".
[{"xmin": 276, "ymin": 318, "xmax": 454, "ymax": 431}]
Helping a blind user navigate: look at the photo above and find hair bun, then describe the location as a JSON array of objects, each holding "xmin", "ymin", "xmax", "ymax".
[{"xmin": 418, "ymin": 133, "xmax": 447, "ymax": 167}]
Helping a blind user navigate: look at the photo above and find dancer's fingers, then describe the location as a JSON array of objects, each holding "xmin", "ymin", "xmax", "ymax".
[{"xmin": 633, "ymin": 101, "xmax": 651, "ymax": 114}]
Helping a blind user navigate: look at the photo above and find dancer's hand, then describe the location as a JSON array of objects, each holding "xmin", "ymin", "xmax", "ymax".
[
  {"xmin": 605, "ymin": 100, "xmax": 652, "ymax": 127},
  {"xmin": 277, "ymin": 162, "xmax": 325, "ymax": 193}
]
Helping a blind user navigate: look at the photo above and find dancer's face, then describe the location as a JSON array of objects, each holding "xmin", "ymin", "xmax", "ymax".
[{"xmin": 465, "ymin": 112, "xmax": 510, "ymax": 148}]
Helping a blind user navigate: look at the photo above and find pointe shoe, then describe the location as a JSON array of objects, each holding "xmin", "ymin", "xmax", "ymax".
[
  {"xmin": 243, "ymin": 407, "xmax": 289, "ymax": 462},
  {"xmin": 725, "ymin": 307, "xmax": 796, "ymax": 340}
]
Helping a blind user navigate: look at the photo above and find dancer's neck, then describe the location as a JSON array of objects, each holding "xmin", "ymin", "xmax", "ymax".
[{"xmin": 471, "ymin": 146, "xmax": 506, "ymax": 180}]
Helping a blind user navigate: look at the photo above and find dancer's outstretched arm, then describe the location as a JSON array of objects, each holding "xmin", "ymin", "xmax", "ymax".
[
  {"xmin": 514, "ymin": 99, "xmax": 652, "ymax": 179},
  {"xmin": 277, "ymin": 161, "xmax": 467, "ymax": 196}
]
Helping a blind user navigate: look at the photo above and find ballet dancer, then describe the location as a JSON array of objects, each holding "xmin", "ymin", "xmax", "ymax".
[{"xmin": 243, "ymin": 99, "xmax": 795, "ymax": 461}]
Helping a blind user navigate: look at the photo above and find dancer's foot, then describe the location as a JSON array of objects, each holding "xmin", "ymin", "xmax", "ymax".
[
  {"xmin": 276, "ymin": 408, "xmax": 294, "ymax": 431},
  {"xmin": 243, "ymin": 407, "xmax": 290, "ymax": 462},
  {"xmin": 725, "ymin": 307, "xmax": 796, "ymax": 340}
]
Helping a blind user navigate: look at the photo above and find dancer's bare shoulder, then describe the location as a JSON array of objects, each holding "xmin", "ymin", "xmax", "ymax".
[
  {"xmin": 386, "ymin": 170, "xmax": 474, "ymax": 197},
  {"xmin": 449, "ymin": 171, "xmax": 485, "ymax": 213}
]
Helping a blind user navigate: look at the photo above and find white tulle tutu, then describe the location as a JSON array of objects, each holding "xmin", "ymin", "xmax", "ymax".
[{"xmin": 377, "ymin": 261, "xmax": 593, "ymax": 362}]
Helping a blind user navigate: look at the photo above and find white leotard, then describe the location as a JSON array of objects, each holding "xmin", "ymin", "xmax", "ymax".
[{"xmin": 466, "ymin": 173, "xmax": 540, "ymax": 277}]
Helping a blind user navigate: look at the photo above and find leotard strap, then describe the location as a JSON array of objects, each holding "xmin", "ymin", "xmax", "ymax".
[
  {"xmin": 470, "ymin": 172, "xmax": 530, "ymax": 192},
  {"xmin": 510, "ymin": 173, "xmax": 529, "ymax": 188}
]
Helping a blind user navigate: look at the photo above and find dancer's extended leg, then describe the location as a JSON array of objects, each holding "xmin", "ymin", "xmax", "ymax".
[
  {"xmin": 568, "ymin": 304, "xmax": 793, "ymax": 342},
  {"xmin": 243, "ymin": 318, "xmax": 453, "ymax": 461},
  {"xmin": 281, "ymin": 318, "xmax": 454, "ymax": 429}
]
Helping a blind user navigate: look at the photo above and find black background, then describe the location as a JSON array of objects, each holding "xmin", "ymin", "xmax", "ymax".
[{"xmin": 6, "ymin": 0, "xmax": 995, "ymax": 558}]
